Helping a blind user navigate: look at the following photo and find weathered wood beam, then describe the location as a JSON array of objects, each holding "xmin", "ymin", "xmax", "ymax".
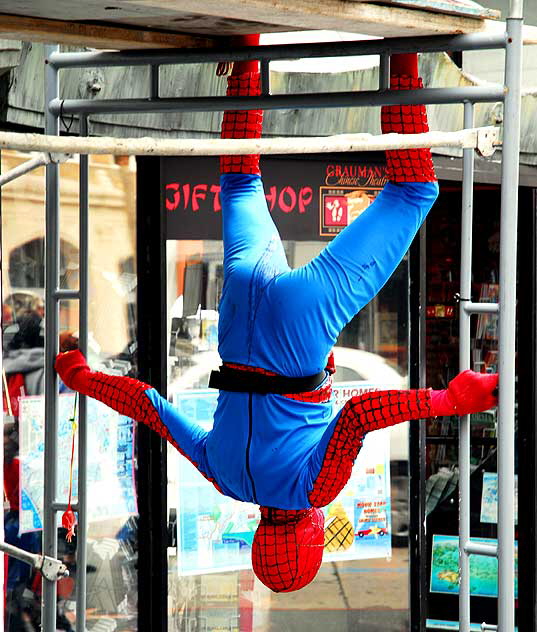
[
  {"xmin": 0, "ymin": 13, "xmax": 218, "ymax": 49},
  {"xmin": 354, "ymin": 0, "xmax": 501, "ymax": 21},
  {"xmin": 122, "ymin": 0, "xmax": 487, "ymax": 37},
  {"xmin": 0, "ymin": 127, "xmax": 500, "ymax": 159}
]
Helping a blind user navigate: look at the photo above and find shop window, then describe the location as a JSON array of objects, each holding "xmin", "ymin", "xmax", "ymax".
[
  {"xmin": 8, "ymin": 236, "xmax": 79, "ymax": 291},
  {"xmin": 2, "ymin": 150, "xmax": 138, "ymax": 631}
]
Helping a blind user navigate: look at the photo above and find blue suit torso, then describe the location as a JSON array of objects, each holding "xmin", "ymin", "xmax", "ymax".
[{"xmin": 151, "ymin": 174, "xmax": 438, "ymax": 509}]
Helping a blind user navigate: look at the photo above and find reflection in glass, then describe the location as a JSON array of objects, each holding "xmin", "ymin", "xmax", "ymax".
[
  {"xmin": 167, "ymin": 239, "xmax": 410, "ymax": 632},
  {"xmin": 1, "ymin": 150, "xmax": 139, "ymax": 631}
]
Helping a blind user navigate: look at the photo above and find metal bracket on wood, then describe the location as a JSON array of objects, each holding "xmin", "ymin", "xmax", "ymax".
[{"xmin": 0, "ymin": 540, "xmax": 69, "ymax": 581}]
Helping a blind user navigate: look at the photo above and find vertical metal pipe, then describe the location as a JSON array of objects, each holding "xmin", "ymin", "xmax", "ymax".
[
  {"xmin": 75, "ymin": 114, "xmax": 89, "ymax": 632},
  {"xmin": 0, "ymin": 150, "xmax": 4, "ymax": 632},
  {"xmin": 42, "ymin": 44, "xmax": 60, "ymax": 631},
  {"xmin": 497, "ymin": 8, "xmax": 523, "ymax": 631},
  {"xmin": 458, "ymin": 100, "xmax": 475, "ymax": 632},
  {"xmin": 260, "ymin": 59, "xmax": 270, "ymax": 96},
  {"xmin": 379, "ymin": 53, "xmax": 390, "ymax": 91},
  {"xmin": 150, "ymin": 64, "xmax": 159, "ymax": 99}
]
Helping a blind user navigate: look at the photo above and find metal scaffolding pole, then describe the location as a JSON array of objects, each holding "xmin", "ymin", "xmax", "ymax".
[
  {"xmin": 75, "ymin": 114, "xmax": 89, "ymax": 632},
  {"xmin": 459, "ymin": 100, "xmax": 475, "ymax": 632},
  {"xmin": 49, "ymin": 86, "xmax": 506, "ymax": 117},
  {"xmin": 0, "ymin": 127, "xmax": 500, "ymax": 158},
  {"xmin": 498, "ymin": 1, "xmax": 523, "ymax": 630},
  {"xmin": 42, "ymin": 43, "xmax": 61, "ymax": 632},
  {"xmin": 46, "ymin": 32, "xmax": 507, "ymax": 69},
  {"xmin": 37, "ymin": 25, "xmax": 523, "ymax": 632}
]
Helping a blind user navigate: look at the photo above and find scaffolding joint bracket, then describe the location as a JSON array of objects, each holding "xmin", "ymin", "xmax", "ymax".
[
  {"xmin": 474, "ymin": 126, "xmax": 501, "ymax": 157},
  {"xmin": 36, "ymin": 554, "xmax": 70, "ymax": 582},
  {"xmin": 47, "ymin": 151, "xmax": 72, "ymax": 164}
]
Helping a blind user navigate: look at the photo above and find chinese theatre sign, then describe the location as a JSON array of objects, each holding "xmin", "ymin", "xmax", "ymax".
[
  {"xmin": 162, "ymin": 155, "xmax": 387, "ymax": 241},
  {"xmin": 321, "ymin": 164, "xmax": 387, "ymax": 237}
]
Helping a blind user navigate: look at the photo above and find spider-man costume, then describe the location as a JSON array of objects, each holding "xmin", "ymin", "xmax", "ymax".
[{"xmin": 55, "ymin": 42, "xmax": 499, "ymax": 593}]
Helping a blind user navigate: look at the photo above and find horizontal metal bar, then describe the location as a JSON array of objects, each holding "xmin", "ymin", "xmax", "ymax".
[
  {"xmin": 0, "ymin": 154, "xmax": 51, "ymax": 187},
  {"xmin": 49, "ymin": 86, "xmax": 506, "ymax": 117},
  {"xmin": 463, "ymin": 541, "xmax": 498, "ymax": 557},
  {"xmin": 53, "ymin": 289, "xmax": 80, "ymax": 300},
  {"xmin": 46, "ymin": 33, "xmax": 507, "ymax": 70},
  {"xmin": 426, "ymin": 436, "xmax": 497, "ymax": 445},
  {"xmin": 480, "ymin": 625, "xmax": 498, "ymax": 631},
  {"xmin": 462, "ymin": 301, "xmax": 500, "ymax": 314},
  {"xmin": 0, "ymin": 541, "xmax": 69, "ymax": 580},
  {"xmin": 0, "ymin": 127, "xmax": 499, "ymax": 157},
  {"xmin": 0, "ymin": 540, "xmax": 44, "ymax": 567},
  {"xmin": 51, "ymin": 502, "xmax": 78, "ymax": 512}
]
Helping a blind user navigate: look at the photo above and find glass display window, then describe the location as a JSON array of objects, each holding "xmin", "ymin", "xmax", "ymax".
[{"xmin": 1, "ymin": 150, "xmax": 139, "ymax": 631}]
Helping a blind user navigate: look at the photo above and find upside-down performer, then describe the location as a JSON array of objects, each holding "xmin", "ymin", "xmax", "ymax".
[{"xmin": 55, "ymin": 37, "xmax": 499, "ymax": 593}]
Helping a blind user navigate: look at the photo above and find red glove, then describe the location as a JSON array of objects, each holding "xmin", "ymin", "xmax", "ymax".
[
  {"xmin": 430, "ymin": 370, "xmax": 498, "ymax": 416},
  {"xmin": 55, "ymin": 350, "xmax": 92, "ymax": 394}
]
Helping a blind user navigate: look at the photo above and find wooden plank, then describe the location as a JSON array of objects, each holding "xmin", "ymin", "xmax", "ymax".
[
  {"xmin": 120, "ymin": 0, "xmax": 487, "ymax": 37},
  {"xmin": 0, "ymin": 13, "xmax": 218, "ymax": 49},
  {"xmin": 354, "ymin": 0, "xmax": 501, "ymax": 21}
]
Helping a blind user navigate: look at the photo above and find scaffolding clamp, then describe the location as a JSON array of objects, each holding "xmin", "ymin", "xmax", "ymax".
[
  {"xmin": 474, "ymin": 126, "xmax": 501, "ymax": 157},
  {"xmin": 36, "ymin": 554, "xmax": 70, "ymax": 582},
  {"xmin": 0, "ymin": 540, "xmax": 69, "ymax": 581}
]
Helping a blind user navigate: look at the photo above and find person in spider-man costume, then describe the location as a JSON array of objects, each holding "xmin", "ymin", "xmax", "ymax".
[{"xmin": 55, "ymin": 37, "xmax": 499, "ymax": 593}]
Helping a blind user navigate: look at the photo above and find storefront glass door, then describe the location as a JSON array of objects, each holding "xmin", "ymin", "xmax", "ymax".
[{"xmin": 164, "ymin": 155, "xmax": 413, "ymax": 632}]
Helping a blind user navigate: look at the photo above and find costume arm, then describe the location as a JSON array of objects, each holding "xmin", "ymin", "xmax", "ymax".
[
  {"xmin": 55, "ymin": 350, "xmax": 213, "ymax": 483},
  {"xmin": 309, "ymin": 371, "xmax": 498, "ymax": 507}
]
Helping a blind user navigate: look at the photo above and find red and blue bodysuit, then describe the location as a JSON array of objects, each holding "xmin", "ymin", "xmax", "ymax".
[{"xmin": 56, "ymin": 46, "xmax": 498, "ymax": 594}]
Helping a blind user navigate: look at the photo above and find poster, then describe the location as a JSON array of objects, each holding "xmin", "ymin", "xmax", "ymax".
[
  {"xmin": 171, "ymin": 382, "xmax": 393, "ymax": 575},
  {"xmin": 319, "ymin": 167, "xmax": 386, "ymax": 237},
  {"xmin": 430, "ymin": 534, "xmax": 518, "ymax": 598},
  {"xmin": 480, "ymin": 471, "xmax": 518, "ymax": 524},
  {"xmin": 19, "ymin": 394, "xmax": 137, "ymax": 534}
]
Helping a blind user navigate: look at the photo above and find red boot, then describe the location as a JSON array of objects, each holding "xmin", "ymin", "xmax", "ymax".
[{"xmin": 220, "ymin": 34, "xmax": 263, "ymax": 175}]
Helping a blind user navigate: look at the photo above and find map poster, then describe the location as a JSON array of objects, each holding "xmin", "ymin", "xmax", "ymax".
[
  {"xmin": 171, "ymin": 382, "xmax": 392, "ymax": 575},
  {"xmin": 430, "ymin": 534, "xmax": 518, "ymax": 598},
  {"xmin": 19, "ymin": 394, "xmax": 137, "ymax": 534},
  {"xmin": 481, "ymin": 471, "xmax": 518, "ymax": 524}
]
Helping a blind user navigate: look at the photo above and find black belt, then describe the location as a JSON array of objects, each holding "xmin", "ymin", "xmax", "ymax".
[{"xmin": 208, "ymin": 364, "xmax": 326, "ymax": 394}]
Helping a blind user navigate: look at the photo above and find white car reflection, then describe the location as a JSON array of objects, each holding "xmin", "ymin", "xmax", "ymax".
[{"xmin": 169, "ymin": 346, "xmax": 410, "ymax": 544}]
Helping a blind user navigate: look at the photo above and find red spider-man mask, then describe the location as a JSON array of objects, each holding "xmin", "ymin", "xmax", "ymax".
[{"xmin": 252, "ymin": 507, "xmax": 325, "ymax": 592}]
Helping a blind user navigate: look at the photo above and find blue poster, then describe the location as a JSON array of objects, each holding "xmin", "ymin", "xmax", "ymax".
[
  {"xmin": 480, "ymin": 471, "xmax": 518, "ymax": 524},
  {"xmin": 19, "ymin": 394, "xmax": 137, "ymax": 534}
]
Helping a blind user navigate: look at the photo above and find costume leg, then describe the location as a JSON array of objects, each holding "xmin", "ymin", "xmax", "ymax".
[
  {"xmin": 219, "ymin": 44, "xmax": 286, "ymax": 275},
  {"xmin": 218, "ymin": 40, "xmax": 290, "ymax": 360},
  {"xmin": 255, "ymin": 54, "xmax": 438, "ymax": 376},
  {"xmin": 259, "ymin": 180, "xmax": 437, "ymax": 375}
]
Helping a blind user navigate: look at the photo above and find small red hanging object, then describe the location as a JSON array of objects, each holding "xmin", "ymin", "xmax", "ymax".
[
  {"xmin": 62, "ymin": 507, "xmax": 77, "ymax": 543},
  {"xmin": 62, "ymin": 394, "xmax": 78, "ymax": 542}
]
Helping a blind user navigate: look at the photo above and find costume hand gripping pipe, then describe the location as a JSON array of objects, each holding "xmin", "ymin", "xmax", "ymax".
[{"xmin": 55, "ymin": 38, "xmax": 499, "ymax": 593}]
